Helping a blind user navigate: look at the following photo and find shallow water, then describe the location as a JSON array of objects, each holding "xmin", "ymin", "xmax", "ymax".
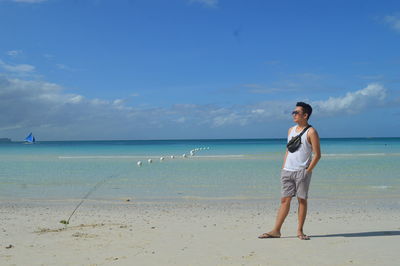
[{"xmin": 0, "ymin": 138, "xmax": 399, "ymax": 201}]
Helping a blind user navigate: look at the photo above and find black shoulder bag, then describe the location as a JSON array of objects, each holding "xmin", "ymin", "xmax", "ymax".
[{"xmin": 286, "ymin": 125, "xmax": 312, "ymax": 153}]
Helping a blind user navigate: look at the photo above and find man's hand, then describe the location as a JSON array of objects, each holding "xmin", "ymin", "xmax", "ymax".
[{"xmin": 306, "ymin": 128, "xmax": 321, "ymax": 172}]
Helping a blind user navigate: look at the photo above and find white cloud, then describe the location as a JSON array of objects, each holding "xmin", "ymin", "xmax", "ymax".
[
  {"xmin": 67, "ymin": 95, "xmax": 84, "ymax": 104},
  {"xmin": 174, "ymin": 117, "xmax": 186, "ymax": 123},
  {"xmin": 213, "ymin": 112, "xmax": 248, "ymax": 127},
  {"xmin": 211, "ymin": 84, "xmax": 389, "ymax": 127},
  {"xmin": 0, "ymin": 59, "xmax": 35, "ymax": 73},
  {"xmin": 6, "ymin": 50, "xmax": 22, "ymax": 57},
  {"xmin": 190, "ymin": 0, "xmax": 218, "ymax": 8},
  {"xmin": 90, "ymin": 98, "xmax": 109, "ymax": 105},
  {"xmin": 313, "ymin": 83, "xmax": 386, "ymax": 115},
  {"xmin": 113, "ymin": 99, "xmax": 125, "ymax": 105},
  {"xmin": 210, "ymin": 101, "xmax": 291, "ymax": 127},
  {"xmin": 384, "ymin": 15, "xmax": 400, "ymax": 33},
  {"xmin": 56, "ymin": 64, "xmax": 76, "ymax": 71},
  {"xmin": 0, "ymin": 77, "xmax": 145, "ymax": 139},
  {"xmin": 0, "ymin": 76, "xmax": 391, "ymax": 140},
  {"xmin": 251, "ymin": 109, "xmax": 265, "ymax": 114}
]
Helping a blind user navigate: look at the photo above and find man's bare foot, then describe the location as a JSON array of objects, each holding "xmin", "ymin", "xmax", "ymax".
[{"xmin": 258, "ymin": 231, "xmax": 281, "ymax": 239}]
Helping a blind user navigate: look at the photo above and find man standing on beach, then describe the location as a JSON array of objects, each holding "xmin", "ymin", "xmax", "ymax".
[{"xmin": 259, "ymin": 102, "xmax": 321, "ymax": 240}]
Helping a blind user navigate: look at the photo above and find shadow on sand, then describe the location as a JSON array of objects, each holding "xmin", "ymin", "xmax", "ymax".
[{"xmin": 311, "ymin": 230, "xmax": 400, "ymax": 238}]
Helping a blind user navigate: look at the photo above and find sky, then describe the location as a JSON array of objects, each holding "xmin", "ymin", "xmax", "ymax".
[{"xmin": 0, "ymin": 0, "xmax": 399, "ymax": 140}]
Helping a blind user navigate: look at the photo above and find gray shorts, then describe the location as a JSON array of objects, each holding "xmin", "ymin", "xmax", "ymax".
[{"xmin": 281, "ymin": 169, "xmax": 312, "ymax": 199}]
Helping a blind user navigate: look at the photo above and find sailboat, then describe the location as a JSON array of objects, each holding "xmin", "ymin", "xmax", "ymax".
[{"xmin": 24, "ymin": 132, "xmax": 36, "ymax": 144}]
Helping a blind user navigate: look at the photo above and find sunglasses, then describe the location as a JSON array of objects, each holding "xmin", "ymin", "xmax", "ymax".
[{"xmin": 291, "ymin": 111, "xmax": 302, "ymax": 115}]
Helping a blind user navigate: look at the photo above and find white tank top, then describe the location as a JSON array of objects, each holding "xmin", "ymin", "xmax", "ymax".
[{"xmin": 283, "ymin": 126, "xmax": 313, "ymax": 171}]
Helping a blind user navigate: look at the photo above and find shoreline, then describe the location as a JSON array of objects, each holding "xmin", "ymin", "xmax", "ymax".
[{"xmin": 2, "ymin": 193, "xmax": 400, "ymax": 204}]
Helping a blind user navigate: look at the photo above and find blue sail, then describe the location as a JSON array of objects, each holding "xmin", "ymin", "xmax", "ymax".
[{"xmin": 24, "ymin": 133, "xmax": 35, "ymax": 143}]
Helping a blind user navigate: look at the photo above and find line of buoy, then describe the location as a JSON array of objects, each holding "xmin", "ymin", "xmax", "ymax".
[{"xmin": 136, "ymin": 147, "xmax": 210, "ymax": 167}]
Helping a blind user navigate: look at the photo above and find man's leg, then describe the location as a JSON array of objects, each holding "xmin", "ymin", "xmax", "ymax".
[
  {"xmin": 259, "ymin": 197, "xmax": 292, "ymax": 238},
  {"xmin": 295, "ymin": 169, "xmax": 312, "ymax": 240},
  {"xmin": 297, "ymin": 197, "xmax": 309, "ymax": 239},
  {"xmin": 273, "ymin": 197, "xmax": 292, "ymax": 233},
  {"xmin": 259, "ymin": 170, "xmax": 295, "ymax": 238}
]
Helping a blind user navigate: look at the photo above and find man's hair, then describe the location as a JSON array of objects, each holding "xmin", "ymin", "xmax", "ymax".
[{"xmin": 296, "ymin": 102, "xmax": 312, "ymax": 120}]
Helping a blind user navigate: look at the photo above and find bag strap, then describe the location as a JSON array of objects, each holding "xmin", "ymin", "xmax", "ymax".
[{"xmin": 296, "ymin": 125, "xmax": 312, "ymax": 138}]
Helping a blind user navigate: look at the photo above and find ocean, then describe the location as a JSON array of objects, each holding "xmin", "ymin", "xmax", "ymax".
[{"xmin": 1, "ymin": 138, "xmax": 399, "ymax": 201}]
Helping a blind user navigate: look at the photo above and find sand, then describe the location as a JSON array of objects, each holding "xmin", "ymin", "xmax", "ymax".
[{"xmin": 1, "ymin": 197, "xmax": 400, "ymax": 266}]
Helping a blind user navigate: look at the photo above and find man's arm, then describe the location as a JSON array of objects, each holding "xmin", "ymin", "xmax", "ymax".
[
  {"xmin": 282, "ymin": 127, "xmax": 292, "ymax": 169},
  {"xmin": 306, "ymin": 128, "xmax": 321, "ymax": 173},
  {"xmin": 282, "ymin": 150, "xmax": 288, "ymax": 169}
]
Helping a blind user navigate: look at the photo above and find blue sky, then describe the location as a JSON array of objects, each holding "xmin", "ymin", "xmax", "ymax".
[{"xmin": 0, "ymin": 0, "xmax": 399, "ymax": 140}]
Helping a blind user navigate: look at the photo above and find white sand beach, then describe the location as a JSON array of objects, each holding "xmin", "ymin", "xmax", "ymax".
[{"xmin": 1, "ymin": 198, "xmax": 400, "ymax": 266}]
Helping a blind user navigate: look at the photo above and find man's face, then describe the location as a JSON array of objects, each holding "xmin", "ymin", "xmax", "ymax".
[{"xmin": 292, "ymin": 106, "xmax": 308, "ymax": 123}]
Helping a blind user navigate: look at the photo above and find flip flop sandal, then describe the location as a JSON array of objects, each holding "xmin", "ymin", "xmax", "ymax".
[
  {"xmin": 297, "ymin": 234, "xmax": 310, "ymax": 240},
  {"xmin": 258, "ymin": 233, "xmax": 281, "ymax": 239}
]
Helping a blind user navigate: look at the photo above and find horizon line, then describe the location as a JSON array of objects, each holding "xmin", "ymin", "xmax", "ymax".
[{"xmin": 4, "ymin": 136, "xmax": 400, "ymax": 142}]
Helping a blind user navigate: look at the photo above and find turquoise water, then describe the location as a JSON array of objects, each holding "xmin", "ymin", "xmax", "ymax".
[{"xmin": 0, "ymin": 138, "xmax": 399, "ymax": 201}]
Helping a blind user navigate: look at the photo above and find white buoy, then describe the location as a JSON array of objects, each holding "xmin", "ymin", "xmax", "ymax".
[
  {"xmin": 137, "ymin": 161, "xmax": 142, "ymax": 167},
  {"xmin": 170, "ymin": 155, "xmax": 174, "ymax": 159},
  {"xmin": 148, "ymin": 159, "xmax": 153, "ymax": 163},
  {"xmin": 182, "ymin": 154, "xmax": 187, "ymax": 158},
  {"xmin": 160, "ymin": 157, "xmax": 164, "ymax": 161}
]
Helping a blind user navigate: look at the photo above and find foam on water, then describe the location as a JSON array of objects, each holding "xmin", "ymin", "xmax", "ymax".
[
  {"xmin": 323, "ymin": 153, "xmax": 400, "ymax": 157},
  {"xmin": 369, "ymin": 185, "xmax": 392, "ymax": 189},
  {"xmin": 58, "ymin": 154, "xmax": 246, "ymax": 159}
]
